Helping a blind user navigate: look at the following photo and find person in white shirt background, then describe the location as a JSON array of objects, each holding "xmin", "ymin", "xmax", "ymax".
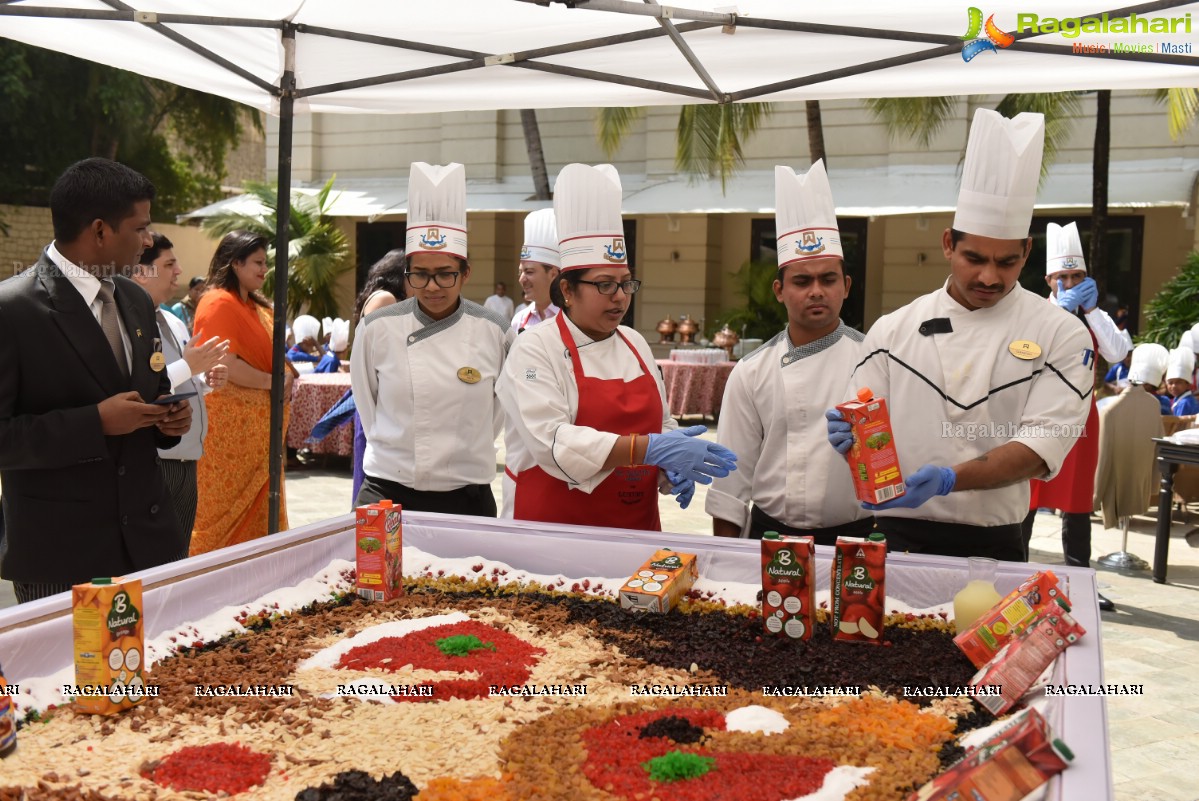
[
  {"xmin": 708, "ymin": 160, "xmax": 871, "ymax": 544},
  {"xmin": 498, "ymin": 163, "xmax": 737, "ymax": 531},
  {"xmin": 1018, "ymin": 222, "xmax": 1128, "ymax": 611},
  {"xmin": 510, "ymin": 209, "xmax": 561, "ymax": 334},
  {"xmin": 351, "ymin": 162, "xmax": 513, "ymax": 516},
  {"xmin": 484, "ymin": 281, "xmax": 516, "ymax": 322},
  {"xmin": 827, "ymin": 108, "xmax": 1092, "ymax": 561},
  {"xmin": 131, "ymin": 232, "xmax": 230, "ymax": 542}
]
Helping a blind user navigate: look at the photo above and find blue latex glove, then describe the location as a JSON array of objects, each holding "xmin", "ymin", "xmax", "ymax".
[
  {"xmin": 644, "ymin": 425, "xmax": 738, "ymax": 484},
  {"xmin": 1056, "ymin": 277, "xmax": 1098, "ymax": 313},
  {"xmin": 825, "ymin": 408, "xmax": 853, "ymax": 455},
  {"xmin": 863, "ymin": 464, "xmax": 956, "ymax": 511},
  {"xmin": 665, "ymin": 469, "xmax": 696, "ymax": 509}
]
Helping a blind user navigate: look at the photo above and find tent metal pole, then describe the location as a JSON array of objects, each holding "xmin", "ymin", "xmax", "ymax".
[
  {"xmin": 268, "ymin": 23, "xmax": 297, "ymax": 535},
  {"xmin": 641, "ymin": 0, "xmax": 724, "ymax": 102},
  {"xmin": 0, "ymin": 5, "xmax": 283, "ymax": 26},
  {"xmin": 558, "ymin": 0, "xmax": 736, "ymax": 26}
]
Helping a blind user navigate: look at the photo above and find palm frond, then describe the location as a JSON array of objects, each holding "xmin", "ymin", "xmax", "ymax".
[
  {"xmin": 596, "ymin": 107, "xmax": 646, "ymax": 157},
  {"xmin": 1154, "ymin": 87, "xmax": 1199, "ymax": 140},
  {"xmin": 864, "ymin": 96, "xmax": 959, "ymax": 148},
  {"xmin": 676, "ymin": 102, "xmax": 772, "ymax": 191}
]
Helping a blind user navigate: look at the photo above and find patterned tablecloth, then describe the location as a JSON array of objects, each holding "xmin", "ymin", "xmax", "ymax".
[
  {"xmin": 287, "ymin": 372, "xmax": 354, "ymax": 456},
  {"xmin": 655, "ymin": 359, "xmax": 735, "ymax": 419}
]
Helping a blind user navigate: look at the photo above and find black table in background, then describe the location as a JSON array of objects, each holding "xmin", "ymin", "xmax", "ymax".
[{"xmin": 1153, "ymin": 438, "xmax": 1199, "ymax": 583}]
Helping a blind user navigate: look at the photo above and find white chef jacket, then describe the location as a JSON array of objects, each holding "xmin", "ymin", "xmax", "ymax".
[
  {"xmin": 706, "ymin": 323, "xmax": 871, "ymax": 534},
  {"xmin": 850, "ymin": 280, "xmax": 1092, "ymax": 526},
  {"xmin": 484, "ymin": 293, "xmax": 515, "ymax": 321},
  {"xmin": 1081, "ymin": 306, "xmax": 1130, "ymax": 364},
  {"xmin": 351, "ymin": 297, "xmax": 514, "ymax": 491},
  {"xmin": 496, "ymin": 313, "xmax": 676, "ymax": 516}
]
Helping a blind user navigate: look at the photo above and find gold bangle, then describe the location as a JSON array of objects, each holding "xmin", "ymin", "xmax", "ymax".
[{"xmin": 629, "ymin": 434, "xmax": 637, "ymax": 467}]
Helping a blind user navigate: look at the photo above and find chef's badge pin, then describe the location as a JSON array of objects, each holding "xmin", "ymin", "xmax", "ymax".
[
  {"xmin": 457, "ymin": 366, "xmax": 482, "ymax": 384},
  {"xmin": 150, "ymin": 338, "xmax": 166, "ymax": 372},
  {"xmin": 1008, "ymin": 340, "xmax": 1041, "ymax": 360}
]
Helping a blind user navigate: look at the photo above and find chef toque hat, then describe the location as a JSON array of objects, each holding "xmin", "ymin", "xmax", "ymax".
[
  {"xmin": 1167, "ymin": 347, "xmax": 1195, "ymax": 383},
  {"xmin": 553, "ymin": 164, "xmax": 626, "ymax": 273},
  {"xmin": 1189, "ymin": 321, "xmax": 1199, "ymax": 352},
  {"xmin": 521, "ymin": 209, "xmax": 560, "ymax": 268},
  {"xmin": 953, "ymin": 108, "xmax": 1044, "ymax": 240},
  {"xmin": 322, "ymin": 316, "xmax": 334, "ymax": 338},
  {"xmin": 292, "ymin": 314, "xmax": 320, "ymax": 343},
  {"xmin": 406, "ymin": 162, "xmax": 468, "ymax": 259},
  {"xmin": 1180, "ymin": 329, "xmax": 1194, "ymax": 353},
  {"xmin": 1129, "ymin": 343, "xmax": 1169, "ymax": 386},
  {"xmin": 330, "ymin": 318, "xmax": 350, "ymax": 352},
  {"xmin": 774, "ymin": 160, "xmax": 843, "ymax": 269},
  {"xmin": 1045, "ymin": 222, "xmax": 1086, "ymax": 275}
]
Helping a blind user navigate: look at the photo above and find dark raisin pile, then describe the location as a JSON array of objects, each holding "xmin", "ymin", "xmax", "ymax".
[{"xmin": 295, "ymin": 770, "xmax": 419, "ymax": 801}]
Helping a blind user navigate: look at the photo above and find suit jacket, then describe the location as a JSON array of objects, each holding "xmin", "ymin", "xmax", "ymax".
[
  {"xmin": 0, "ymin": 251, "xmax": 184, "ymax": 584},
  {"xmin": 1093, "ymin": 387, "xmax": 1164, "ymax": 529}
]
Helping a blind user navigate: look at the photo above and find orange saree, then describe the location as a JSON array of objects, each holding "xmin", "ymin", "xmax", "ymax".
[{"xmin": 190, "ymin": 289, "xmax": 289, "ymax": 555}]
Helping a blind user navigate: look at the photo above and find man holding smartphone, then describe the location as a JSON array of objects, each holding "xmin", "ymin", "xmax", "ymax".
[{"xmin": 132, "ymin": 232, "xmax": 230, "ymax": 544}]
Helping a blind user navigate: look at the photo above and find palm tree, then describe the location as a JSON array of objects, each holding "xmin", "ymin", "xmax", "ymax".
[
  {"xmin": 521, "ymin": 109, "xmax": 552, "ymax": 200},
  {"xmin": 200, "ymin": 177, "xmax": 352, "ymax": 320}
]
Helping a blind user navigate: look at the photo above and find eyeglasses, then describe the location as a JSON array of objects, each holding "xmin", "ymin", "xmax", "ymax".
[
  {"xmin": 576, "ymin": 279, "xmax": 642, "ymax": 296},
  {"xmin": 404, "ymin": 271, "xmax": 461, "ymax": 289}
]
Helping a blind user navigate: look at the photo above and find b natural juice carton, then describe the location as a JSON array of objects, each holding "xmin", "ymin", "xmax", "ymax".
[
  {"xmin": 831, "ymin": 534, "xmax": 886, "ymax": 643},
  {"xmin": 355, "ymin": 500, "xmax": 403, "ymax": 602},
  {"xmin": 619, "ymin": 549, "xmax": 698, "ymax": 613},
  {"xmin": 954, "ymin": 570, "xmax": 1072, "ymax": 669},
  {"xmin": 71, "ymin": 577, "xmax": 145, "ymax": 715},
  {"xmin": 836, "ymin": 387, "xmax": 906, "ymax": 504},
  {"xmin": 761, "ymin": 532, "xmax": 816, "ymax": 640}
]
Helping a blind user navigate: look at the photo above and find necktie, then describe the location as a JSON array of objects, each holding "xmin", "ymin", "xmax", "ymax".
[{"xmin": 97, "ymin": 280, "xmax": 129, "ymax": 378}]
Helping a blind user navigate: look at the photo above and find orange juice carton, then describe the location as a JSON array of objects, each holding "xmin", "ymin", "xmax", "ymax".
[
  {"xmin": 907, "ymin": 708, "xmax": 1072, "ymax": 801},
  {"xmin": 355, "ymin": 500, "xmax": 403, "ymax": 602},
  {"xmin": 954, "ymin": 570, "xmax": 1071, "ymax": 669},
  {"xmin": 970, "ymin": 609, "xmax": 1085, "ymax": 716},
  {"xmin": 836, "ymin": 388, "xmax": 906, "ymax": 504},
  {"xmin": 619, "ymin": 549, "xmax": 698, "ymax": 613},
  {"xmin": 71, "ymin": 577, "xmax": 145, "ymax": 715},
  {"xmin": 831, "ymin": 534, "xmax": 886, "ymax": 643},
  {"xmin": 761, "ymin": 533, "xmax": 816, "ymax": 640}
]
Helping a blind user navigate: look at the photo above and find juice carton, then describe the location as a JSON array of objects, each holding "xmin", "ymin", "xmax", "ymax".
[
  {"xmin": 970, "ymin": 610, "xmax": 1086, "ymax": 716},
  {"xmin": 761, "ymin": 532, "xmax": 816, "ymax": 640},
  {"xmin": 619, "ymin": 549, "xmax": 698, "ymax": 613},
  {"xmin": 907, "ymin": 708, "xmax": 1073, "ymax": 801},
  {"xmin": 954, "ymin": 570, "xmax": 1071, "ymax": 669},
  {"xmin": 0, "ymin": 662, "xmax": 15, "ymax": 758},
  {"xmin": 72, "ymin": 577, "xmax": 145, "ymax": 715},
  {"xmin": 831, "ymin": 534, "xmax": 886, "ymax": 643},
  {"xmin": 836, "ymin": 388, "xmax": 906, "ymax": 504},
  {"xmin": 355, "ymin": 500, "xmax": 403, "ymax": 602}
]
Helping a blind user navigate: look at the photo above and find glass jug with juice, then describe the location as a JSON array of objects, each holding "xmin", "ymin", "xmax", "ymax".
[{"xmin": 953, "ymin": 557, "xmax": 1002, "ymax": 634}]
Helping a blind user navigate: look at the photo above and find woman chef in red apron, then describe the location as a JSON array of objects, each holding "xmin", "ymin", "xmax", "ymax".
[{"xmin": 497, "ymin": 164, "xmax": 737, "ymax": 530}]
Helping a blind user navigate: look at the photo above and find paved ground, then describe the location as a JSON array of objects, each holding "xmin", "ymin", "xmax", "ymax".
[{"xmin": 3, "ymin": 432, "xmax": 1197, "ymax": 800}]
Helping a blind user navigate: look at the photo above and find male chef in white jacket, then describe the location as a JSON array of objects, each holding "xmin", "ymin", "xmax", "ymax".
[
  {"xmin": 827, "ymin": 109, "xmax": 1092, "ymax": 561},
  {"xmin": 707, "ymin": 161, "xmax": 872, "ymax": 543}
]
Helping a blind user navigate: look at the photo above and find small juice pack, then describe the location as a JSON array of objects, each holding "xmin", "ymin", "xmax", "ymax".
[
  {"xmin": 907, "ymin": 708, "xmax": 1073, "ymax": 801},
  {"xmin": 355, "ymin": 500, "xmax": 403, "ymax": 602},
  {"xmin": 831, "ymin": 534, "xmax": 886, "ymax": 643},
  {"xmin": 761, "ymin": 532, "xmax": 816, "ymax": 640},
  {"xmin": 619, "ymin": 549, "xmax": 698, "ymax": 613},
  {"xmin": 970, "ymin": 610, "xmax": 1086, "ymax": 716},
  {"xmin": 954, "ymin": 570, "xmax": 1071, "ymax": 669},
  {"xmin": 72, "ymin": 577, "xmax": 145, "ymax": 715},
  {"xmin": 836, "ymin": 388, "xmax": 906, "ymax": 504}
]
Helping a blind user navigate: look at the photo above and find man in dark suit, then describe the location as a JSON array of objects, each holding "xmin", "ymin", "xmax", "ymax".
[{"xmin": 0, "ymin": 158, "xmax": 193, "ymax": 603}]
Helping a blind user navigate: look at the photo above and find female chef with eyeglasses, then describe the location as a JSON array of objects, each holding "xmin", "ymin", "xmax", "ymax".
[
  {"xmin": 497, "ymin": 164, "xmax": 737, "ymax": 531},
  {"xmin": 351, "ymin": 162, "xmax": 514, "ymax": 516}
]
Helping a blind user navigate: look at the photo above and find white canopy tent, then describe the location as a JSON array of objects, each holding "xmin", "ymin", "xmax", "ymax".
[{"xmin": 3, "ymin": 0, "xmax": 1198, "ymax": 531}]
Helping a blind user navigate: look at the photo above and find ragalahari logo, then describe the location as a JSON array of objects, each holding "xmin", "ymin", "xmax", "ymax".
[{"xmin": 961, "ymin": 7, "xmax": 1015, "ymax": 61}]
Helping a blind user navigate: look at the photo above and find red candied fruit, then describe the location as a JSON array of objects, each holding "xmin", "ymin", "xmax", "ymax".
[{"xmin": 143, "ymin": 742, "xmax": 271, "ymax": 795}]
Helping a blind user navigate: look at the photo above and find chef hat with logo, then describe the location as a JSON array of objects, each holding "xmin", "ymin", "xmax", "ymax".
[
  {"xmin": 292, "ymin": 314, "xmax": 320, "ymax": 343},
  {"xmin": 1167, "ymin": 347, "xmax": 1195, "ymax": 383},
  {"xmin": 521, "ymin": 208, "xmax": 560, "ymax": 268},
  {"xmin": 953, "ymin": 108, "xmax": 1045, "ymax": 240},
  {"xmin": 1045, "ymin": 222, "xmax": 1086, "ymax": 276},
  {"xmin": 553, "ymin": 164, "xmax": 626, "ymax": 273},
  {"xmin": 406, "ymin": 162, "xmax": 468, "ymax": 259},
  {"xmin": 330, "ymin": 318, "xmax": 351, "ymax": 353},
  {"xmin": 774, "ymin": 160, "xmax": 843, "ymax": 269},
  {"xmin": 1129, "ymin": 343, "xmax": 1169, "ymax": 387}
]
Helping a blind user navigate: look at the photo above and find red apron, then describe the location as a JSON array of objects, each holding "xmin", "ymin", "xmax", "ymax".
[
  {"xmin": 1029, "ymin": 328, "xmax": 1098, "ymax": 513},
  {"xmin": 513, "ymin": 313, "xmax": 663, "ymax": 530}
]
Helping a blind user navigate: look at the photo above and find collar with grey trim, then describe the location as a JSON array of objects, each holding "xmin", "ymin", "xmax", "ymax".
[
  {"xmin": 780, "ymin": 321, "xmax": 864, "ymax": 367},
  {"xmin": 407, "ymin": 297, "xmax": 465, "ymax": 347}
]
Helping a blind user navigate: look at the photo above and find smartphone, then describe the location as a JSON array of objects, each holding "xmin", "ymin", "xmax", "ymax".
[{"xmin": 152, "ymin": 391, "xmax": 198, "ymax": 405}]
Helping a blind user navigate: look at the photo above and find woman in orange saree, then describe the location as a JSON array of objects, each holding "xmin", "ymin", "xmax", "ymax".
[{"xmin": 190, "ymin": 231, "xmax": 291, "ymax": 555}]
